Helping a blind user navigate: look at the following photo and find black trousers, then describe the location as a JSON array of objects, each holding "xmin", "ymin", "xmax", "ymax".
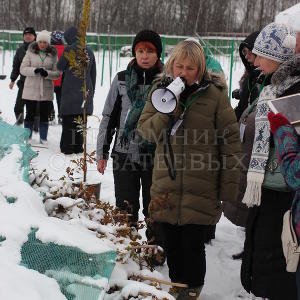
[
  {"xmin": 112, "ymin": 152, "xmax": 152, "ymax": 223},
  {"xmin": 14, "ymin": 81, "xmax": 25, "ymax": 119},
  {"xmin": 24, "ymin": 100, "xmax": 52, "ymax": 123},
  {"xmin": 241, "ymin": 188, "xmax": 297, "ymax": 300},
  {"xmin": 60, "ymin": 114, "xmax": 84, "ymax": 154},
  {"xmin": 161, "ymin": 223, "xmax": 208, "ymax": 288}
]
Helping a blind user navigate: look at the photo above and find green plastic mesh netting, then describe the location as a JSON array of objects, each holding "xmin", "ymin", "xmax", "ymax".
[
  {"xmin": 21, "ymin": 228, "xmax": 117, "ymax": 300},
  {"xmin": 0, "ymin": 120, "xmax": 36, "ymax": 182}
]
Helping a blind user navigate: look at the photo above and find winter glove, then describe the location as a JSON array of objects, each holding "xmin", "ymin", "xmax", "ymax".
[
  {"xmin": 231, "ymin": 88, "xmax": 241, "ymax": 100},
  {"xmin": 39, "ymin": 68, "xmax": 48, "ymax": 77},
  {"xmin": 268, "ymin": 111, "xmax": 291, "ymax": 134},
  {"xmin": 34, "ymin": 68, "xmax": 42, "ymax": 74}
]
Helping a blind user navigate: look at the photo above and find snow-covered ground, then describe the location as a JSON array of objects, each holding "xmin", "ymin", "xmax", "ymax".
[{"xmin": 0, "ymin": 48, "xmax": 251, "ymax": 300}]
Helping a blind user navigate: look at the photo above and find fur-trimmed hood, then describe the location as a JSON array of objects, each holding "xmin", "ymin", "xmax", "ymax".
[
  {"xmin": 206, "ymin": 71, "xmax": 228, "ymax": 91},
  {"xmin": 28, "ymin": 42, "xmax": 57, "ymax": 57}
]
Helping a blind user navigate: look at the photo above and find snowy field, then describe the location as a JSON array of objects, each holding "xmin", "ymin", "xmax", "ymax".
[{"xmin": 0, "ymin": 48, "xmax": 254, "ymax": 299}]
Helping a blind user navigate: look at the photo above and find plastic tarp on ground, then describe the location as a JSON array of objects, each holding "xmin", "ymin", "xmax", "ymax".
[
  {"xmin": 0, "ymin": 120, "xmax": 36, "ymax": 182},
  {"xmin": 275, "ymin": 3, "xmax": 300, "ymax": 32}
]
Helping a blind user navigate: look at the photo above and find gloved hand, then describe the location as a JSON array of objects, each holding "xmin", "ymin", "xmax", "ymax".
[
  {"xmin": 39, "ymin": 68, "xmax": 48, "ymax": 77},
  {"xmin": 232, "ymin": 88, "xmax": 241, "ymax": 100},
  {"xmin": 34, "ymin": 68, "xmax": 42, "ymax": 74},
  {"xmin": 268, "ymin": 111, "xmax": 291, "ymax": 134}
]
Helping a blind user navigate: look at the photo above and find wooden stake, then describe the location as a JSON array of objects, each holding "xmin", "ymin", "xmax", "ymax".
[{"xmin": 137, "ymin": 275, "xmax": 188, "ymax": 288}]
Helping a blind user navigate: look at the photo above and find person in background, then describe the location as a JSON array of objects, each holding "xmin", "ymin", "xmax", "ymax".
[
  {"xmin": 233, "ymin": 31, "xmax": 261, "ymax": 122},
  {"xmin": 223, "ymin": 31, "xmax": 261, "ymax": 260},
  {"xmin": 240, "ymin": 22, "xmax": 299, "ymax": 300},
  {"xmin": 96, "ymin": 30, "xmax": 163, "ymax": 245},
  {"xmin": 50, "ymin": 30, "xmax": 65, "ymax": 124},
  {"xmin": 20, "ymin": 30, "xmax": 60, "ymax": 144},
  {"xmin": 57, "ymin": 27, "xmax": 96, "ymax": 154},
  {"xmin": 9, "ymin": 27, "xmax": 36, "ymax": 125},
  {"xmin": 138, "ymin": 39, "xmax": 241, "ymax": 299},
  {"xmin": 204, "ymin": 47, "xmax": 224, "ymax": 74}
]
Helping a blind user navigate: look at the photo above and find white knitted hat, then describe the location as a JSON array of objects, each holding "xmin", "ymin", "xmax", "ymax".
[
  {"xmin": 252, "ymin": 22, "xmax": 296, "ymax": 63},
  {"xmin": 36, "ymin": 30, "xmax": 51, "ymax": 44}
]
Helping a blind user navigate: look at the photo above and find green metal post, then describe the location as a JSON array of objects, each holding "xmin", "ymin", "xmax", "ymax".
[
  {"xmin": 228, "ymin": 39, "xmax": 234, "ymax": 99},
  {"xmin": 161, "ymin": 37, "xmax": 166, "ymax": 64},
  {"xmin": 101, "ymin": 41, "xmax": 106, "ymax": 86},
  {"xmin": 110, "ymin": 41, "xmax": 113, "ymax": 84},
  {"xmin": 116, "ymin": 47, "xmax": 119, "ymax": 71}
]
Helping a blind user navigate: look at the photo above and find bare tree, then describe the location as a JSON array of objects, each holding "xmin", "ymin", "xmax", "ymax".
[{"xmin": 2, "ymin": 0, "xmax": 300, "ymax": 35}]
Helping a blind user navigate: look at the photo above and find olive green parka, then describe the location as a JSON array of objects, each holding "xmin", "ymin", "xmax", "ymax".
[{"xmin": 137, "ymin": 73, "xmax": 242, "ymax": 225}]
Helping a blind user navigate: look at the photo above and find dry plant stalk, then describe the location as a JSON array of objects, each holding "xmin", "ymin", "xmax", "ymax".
[
  {"xmin": 135, "ymin": 275, "xmax": 188, "ymax": 288},
  {"xmin": 64, "ymin": 0, "xmax": 91, "ymax": 182}
]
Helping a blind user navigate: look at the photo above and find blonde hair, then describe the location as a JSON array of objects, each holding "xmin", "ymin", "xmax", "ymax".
[{"xmin": 163, "ymin": 40, "xmax": 206, "ymax": 82}]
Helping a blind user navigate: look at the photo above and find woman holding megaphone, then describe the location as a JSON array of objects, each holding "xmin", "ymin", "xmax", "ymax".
[{"xmin": 138, "ymin": 39, "xmax": 241, "ymax": 299}]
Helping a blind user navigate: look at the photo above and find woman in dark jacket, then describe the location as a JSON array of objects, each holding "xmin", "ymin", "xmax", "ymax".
[
  {"xmin": 224, "ymin": 31, "xmax": 261, "ymax": 230},
  {"xmin": 57, "ymin": 27, "xmax": 96, "ymax": 154},
  {"xmin": 96, "ymin": 30, "xmax": 163, "ymax": 230},
  {"xmin": 233, "ymin": 31, "xmax": 261, "ymax": 122},
  {"xmin": 241, "ymin": 22, "xmax": 299, "ymax": 300}
]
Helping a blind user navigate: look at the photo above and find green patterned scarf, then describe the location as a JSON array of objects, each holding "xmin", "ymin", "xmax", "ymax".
[{"xmin": 120, "ymin": 63, "xmax": 153, "ymax": 146}]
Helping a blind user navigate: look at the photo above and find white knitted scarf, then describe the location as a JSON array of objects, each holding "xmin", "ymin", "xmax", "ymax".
[{"xmin": 242, "ymin": 59, "xmax": 300, "ymax": 207}]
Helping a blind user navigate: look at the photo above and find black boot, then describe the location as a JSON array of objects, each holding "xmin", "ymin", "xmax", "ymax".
[{"xmin": 177, "ymin": 286, "xmax": 203, "ymax": 300}]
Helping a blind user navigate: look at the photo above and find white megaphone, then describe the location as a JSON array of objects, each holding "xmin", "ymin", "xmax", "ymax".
[{"xmin": 151, "ymin": 77, "xmax": 186, "ymax": 114}]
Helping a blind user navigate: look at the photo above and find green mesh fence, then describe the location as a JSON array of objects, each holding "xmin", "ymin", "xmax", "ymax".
[
  {"xmin": 21, "ymin": 228, "xmax": 117, "ymax": 300},
  {"xmin": 0, "ymin": 120, "xmax": 36, "ymax": 182}
]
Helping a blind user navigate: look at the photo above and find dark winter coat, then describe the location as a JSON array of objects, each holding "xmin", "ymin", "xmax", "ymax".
[
  {"xmin": 57, "ymin": 27, "xmax": 96, "ymax": 116},
  {"xmin": 138, "ymin": 73, "xmax": 242, "ymax": 226},
  {"xmin": 241, "ymin": 188, "xmax": 297, "ymax": 300},
  {"xmin": 10, "ymin": 41, "xmax": 31, "ymax": 84},
  {"xmin": 234, "ymin": 32, "xmax": 260, "ymax": 121},
  {"xmin": 241, "ymin": 57, "xmax": 300, "ymax": 300},
  {"xmin": 223, "ymin": 105, "xmax": 256, "ymax": 227}
]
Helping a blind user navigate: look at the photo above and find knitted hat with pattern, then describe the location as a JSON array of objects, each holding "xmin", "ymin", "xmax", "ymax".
[
  {"xmin": 252, "ymin": 22, "xmax": 296, "ymax": 63},
  {"xmin": 51, "ymin": 31, "xmax": 64, "ymax": 45}
]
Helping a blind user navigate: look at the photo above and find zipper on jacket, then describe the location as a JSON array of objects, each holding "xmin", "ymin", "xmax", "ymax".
[
  {"xmin": 177, "ymin": 122, "xmax": 185, "ymax": 225},
  {"xmin": 143, "ymin": 71, "xmax": 146, "ymax": 98}
]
